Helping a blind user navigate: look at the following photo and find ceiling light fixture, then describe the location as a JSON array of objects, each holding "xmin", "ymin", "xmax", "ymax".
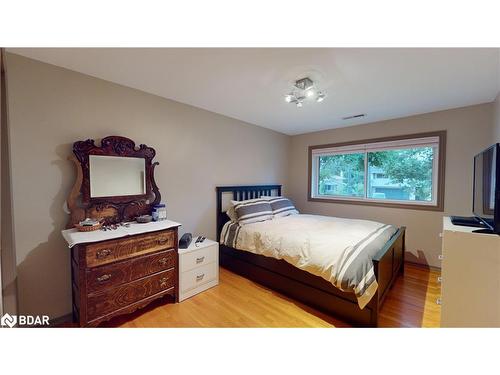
[{"xmin": 284, "ymin": 77, "xmax": 326, "ymax": 108}]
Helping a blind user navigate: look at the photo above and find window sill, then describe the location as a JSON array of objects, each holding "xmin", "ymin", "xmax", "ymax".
[{"xmin": 308, "ymin": 196, "xmax": 444, "ymax": 212}]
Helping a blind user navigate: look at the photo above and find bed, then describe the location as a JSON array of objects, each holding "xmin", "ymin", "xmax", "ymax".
[{"xmin": 216, "ymin": 185, "xmax": 406, "ymax": 327}]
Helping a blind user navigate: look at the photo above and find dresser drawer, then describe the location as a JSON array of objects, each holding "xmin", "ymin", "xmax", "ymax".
[
  {"xmin": 180, "ymin": 262, "xmax": 217, "ymax": 293},
  {"xmin": 87, "ymin": 268, "xmax": 175, "ymax": 321},
  {"xmin": 86, "ymin": 249, "xmax": 176, "ymax": 293},
  {"xmin": 85, "ymin": 229, "xmax": 175, "ymax": 267},
  {"xmin": 180, "ymin": 244, "xmax": 217, "ymax": 272}
]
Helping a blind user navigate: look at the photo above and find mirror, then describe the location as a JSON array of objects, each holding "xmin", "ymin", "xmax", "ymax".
[
  {"xmin": 68, "ymin": 136, "xmax": 161, "ymax": 227},
  {"xmin": 89, "ymin": 155, "xmax": 146, "ymax": 197}
]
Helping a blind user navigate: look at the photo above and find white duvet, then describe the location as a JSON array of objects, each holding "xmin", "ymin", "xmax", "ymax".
[{"xmin": 220, "ymin": 214, "xmax": 397, "ymax": 308}]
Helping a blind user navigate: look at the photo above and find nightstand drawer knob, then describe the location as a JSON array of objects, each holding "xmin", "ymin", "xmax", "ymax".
[
  {"xmin": 437, "ymin": 276, "xmax": 442, "ymax": 283},
  {"xmin": 436, "ymin": 298, "xmax": 442, "ymax": 305},
  {"xmin": 438, "ymin": 254, "xmax": 444, "ymax": 260},
  {"xmin": 96, "ymin": 249, "xmax": 112, "ymax": 259},
  {"xmin": 97, "ymin": 274, "xmax": 112, "ymax": 282},
  {"xmin": 196, "ymin": 256, "xmax": 205, "ymax": 264},
  {"xmin": 196, "ymin": 273, "xmax": 205, "ymax": 282}
]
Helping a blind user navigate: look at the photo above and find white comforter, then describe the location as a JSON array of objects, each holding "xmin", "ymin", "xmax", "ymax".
[{"xmin": 220, "ymin": 214, "xmax": 397, "ymax": 308}]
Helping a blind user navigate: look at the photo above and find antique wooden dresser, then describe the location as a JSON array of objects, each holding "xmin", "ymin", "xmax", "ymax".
[
  {"xmin": 63, "ymin": 136, "xmax": 180, "ymax": 327},
  {"xmin": 70, "ymin": 226, "xmax": 179, "ymax": 327}
]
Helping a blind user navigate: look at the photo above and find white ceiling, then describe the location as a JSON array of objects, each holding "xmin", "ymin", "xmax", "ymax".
[{"xmin": 8, "ymin": 48, "xmax": 500, "ymax": 135}]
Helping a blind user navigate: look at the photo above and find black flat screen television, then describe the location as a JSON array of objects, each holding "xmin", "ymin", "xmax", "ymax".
[{"xmin": 473, "ymin": 143, "xmax": 500, "ymax": 233}]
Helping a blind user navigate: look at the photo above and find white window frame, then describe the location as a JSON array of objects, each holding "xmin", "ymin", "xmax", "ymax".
[{"xmin": 309, "ymin": 133, "xmax": 445, "ymax": 210}]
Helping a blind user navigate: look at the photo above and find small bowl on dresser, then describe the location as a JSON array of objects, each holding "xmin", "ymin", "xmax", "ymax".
[{"xmin": 136, "ymin": 215, "xmax": 153, "ymax": 223}]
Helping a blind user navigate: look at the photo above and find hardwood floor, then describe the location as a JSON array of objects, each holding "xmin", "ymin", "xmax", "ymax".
[
  {"xmin": 379, "ymin": 264, "xmax": 441, "ymax": 328},
  {"xmin": 103, "ymin": 262, "xmax": 441, "ymax": 328}
]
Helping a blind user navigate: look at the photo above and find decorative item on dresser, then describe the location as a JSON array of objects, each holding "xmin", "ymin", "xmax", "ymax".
[
  {"xmin": 62, "ymin": 136, "xmax": 181, "ymax": 327},
  {"xmin": 440, "ymin": 217, "xmax": 500, "ymax": 327},
  {"xmin": 178, "ymin": 236, "xmax": 219, "ymax": 301}
]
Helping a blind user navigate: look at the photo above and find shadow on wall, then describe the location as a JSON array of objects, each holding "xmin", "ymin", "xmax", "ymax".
[
  {"xmin": 16, "ymin": 143, "xmax": 74, "ymax": 319},
  {"xmin": 405, "ymin": 250, "xmax": 429, "ymax": 265}
]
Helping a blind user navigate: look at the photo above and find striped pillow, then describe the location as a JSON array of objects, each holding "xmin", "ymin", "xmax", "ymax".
[
  {"xmin": 232, "ymin": 198, "xmax": 273, "ymax": 225},
  {"xmin": 264, "ymin": 197, "xmax": 299, "ymax": 217}
]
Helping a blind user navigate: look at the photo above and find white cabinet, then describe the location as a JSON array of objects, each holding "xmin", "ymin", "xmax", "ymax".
[
  {"xmin": 178, "ymin": 237, "xmax": 219, "ymax": 302},
  {"xmin": 441, "ymin": 217, "xmax": 500, "ymax": 327}
]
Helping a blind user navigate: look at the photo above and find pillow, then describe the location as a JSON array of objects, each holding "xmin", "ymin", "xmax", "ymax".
[
  {"xmin": 259, "ymin": 195, "xmax": 278, "ymax": 200},
  {"xmin": 230, "ymin": 198, "xmax": 262, "ymax": 207},
  {"xmin": 265, "ymin": 197, "xmax": 299, "ymax": 217},
  {"xmin": 226, "ymin": 204, "xmax": 238, "ymax": 222},
  {"xmin": 226, "ymin": 199, "xmax": 257, "ymax": 222},
  {"xmin": 232, "ymin": 198, "xmax": 273, "ymax": 225}
]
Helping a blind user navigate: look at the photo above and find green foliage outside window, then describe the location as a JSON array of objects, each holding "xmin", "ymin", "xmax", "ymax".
[
  {"xmin": 318, "ymin": 153, "xmax": 365, "ymax": 197},
  {"xmin": 318, "ymin": 147, "xmax": 434, "ymax": 202}
]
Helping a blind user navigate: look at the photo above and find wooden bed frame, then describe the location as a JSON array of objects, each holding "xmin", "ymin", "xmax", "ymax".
[{"xmin": 216, "ymin": 185, "xmax": 406, "ymax": 327}]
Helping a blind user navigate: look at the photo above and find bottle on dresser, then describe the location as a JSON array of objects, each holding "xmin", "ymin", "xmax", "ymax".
[{"xmin": 152, "ymin": 203, "xmax": 167, "ymax": 221}]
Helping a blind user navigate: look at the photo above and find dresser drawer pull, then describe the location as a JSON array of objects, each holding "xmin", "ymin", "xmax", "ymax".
[
  {"xmin": 157, "ymin": 237, "xmax": 169, "ymax": 246},
  {"xmin": 96, "ymin": 249, "xmax": 112, "ymax": 259},
  {"xmin": 159, "ymin": 257, "xmax": 170, "ymax": 266},
  {"xmin": 160, "ymin": 277, "xmax": 169, "ymax": 288},
  {"xmin": 437, "ymin": 276, "xmax": 442, "ymax": 283},
  {"xmin": 196, "ymin": 256, "xmax": 205, "ymax": 264},
  {"xmin": 196, "ymin": 273, "xmax": 205, "ymax": 282},
  {"xmin": 436, "ymin": 298, "xmax": 442, "ymax": 305},
  {"xmin": 97, "ymin": 274, "xmax": 112, "ymax": 282}
]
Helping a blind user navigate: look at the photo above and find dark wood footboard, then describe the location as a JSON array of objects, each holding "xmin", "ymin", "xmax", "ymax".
[
  {"xmin": 373, "ymin": 227, "xmax": 406, "ymax": 306},
  {"xmin": 216, "ymin": 185, "xmax": 406, "ymax": 327}
]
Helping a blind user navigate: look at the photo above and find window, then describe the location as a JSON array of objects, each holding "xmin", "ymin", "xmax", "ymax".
[{"xmin": 309, "ymin": 131, "xmax": 446, "ymax": 210}]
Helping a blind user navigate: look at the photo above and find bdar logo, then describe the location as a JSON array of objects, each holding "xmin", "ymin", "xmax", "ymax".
[{"xmin": 1, "ymin": 313, "xmax": 17, "ymax": 328}]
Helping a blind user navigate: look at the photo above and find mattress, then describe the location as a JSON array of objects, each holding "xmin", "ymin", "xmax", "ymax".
[{"xmin": 220, "ymin": 214, "xmax": 398, "ymax": 309}]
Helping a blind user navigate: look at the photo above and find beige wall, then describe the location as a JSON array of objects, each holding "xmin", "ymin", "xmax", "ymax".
[
  {"xmin": 1, "ymin": 49, "xmax": 18, "ymax": 317},
  {"xmin": 4, "ymin": 53, "xmax": 289, "ymax": 319},
  {"xmin": 288, "ymin": 104, "xmax": 493, "ymax": 268},
  {"xmin": 493, "ymin": 94, "xmax": 500, "ymax": 142},
  {"xmin": 0, "ymin": 50, "xmax": 3, "ymax": 316}
]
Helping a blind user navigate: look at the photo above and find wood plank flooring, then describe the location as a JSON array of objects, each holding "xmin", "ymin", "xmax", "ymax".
[{"xmin": 104, "ymin": 263, "xmax": 441, "ymax": 328}]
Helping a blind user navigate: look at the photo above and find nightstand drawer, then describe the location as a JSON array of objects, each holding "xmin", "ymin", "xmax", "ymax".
[
  {"xmin": 180, "ymin": 262, "xmax": 217, "ymax": 293},
  {"xmin": 180, "ymin": 244, "xmax": 217, "ymax": 272}
]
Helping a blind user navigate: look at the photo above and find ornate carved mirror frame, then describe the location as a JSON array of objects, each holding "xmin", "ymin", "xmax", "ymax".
[{"xmin": 67, "ymin": 136, "xmax": 161, "ymax": 228}]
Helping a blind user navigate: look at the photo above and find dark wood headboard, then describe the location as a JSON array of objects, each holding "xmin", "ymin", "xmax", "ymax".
[{"xmin": 216, "ymin": 185, "xmax": 282, "ymax": 241}]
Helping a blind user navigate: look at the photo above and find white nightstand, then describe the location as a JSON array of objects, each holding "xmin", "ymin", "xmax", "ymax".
[{"xmin": 178, "ymin": 237, "xmax": 219, "ymax": 302}]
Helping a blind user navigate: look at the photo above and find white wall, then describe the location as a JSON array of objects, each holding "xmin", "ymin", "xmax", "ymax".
[
  {"xmin": 288, "ymin": 104, "xmax": 493, "ymax": 268},
  {"xmin": 4, "ymin": 53, "xmax": 289, "ymax": 319}
]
